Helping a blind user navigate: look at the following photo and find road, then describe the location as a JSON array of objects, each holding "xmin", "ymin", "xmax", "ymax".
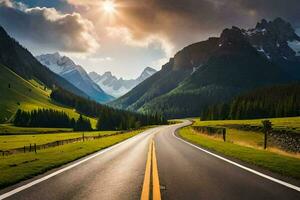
[{"xmin": 1, "ymin": 121, "xmax": 300, "ymax": 200}]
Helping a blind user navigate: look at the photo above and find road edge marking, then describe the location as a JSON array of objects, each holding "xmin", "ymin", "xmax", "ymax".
[
  {"xmin": 152, "ymin": 140, "xmax": 162, "ymax": 200},
  {"xmin": 140, "ymin": 140, "xmax": 153, "ymax": 200},
  {"xmin": 0, "ymin": 128, "xmax": 159, "ymax": 200},
  {"xmin": 172, "ymin": 128, "xmax": 300, "ymax": 192}
]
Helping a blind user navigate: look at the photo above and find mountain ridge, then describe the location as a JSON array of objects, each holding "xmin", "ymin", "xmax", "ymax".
[
  {"xmin": 36, "ymin": 52, "xmax": 114, "ymax": 103},
  {"xmin": 89, "ymin": 67, "xmax": 157, "ymax": 98}
]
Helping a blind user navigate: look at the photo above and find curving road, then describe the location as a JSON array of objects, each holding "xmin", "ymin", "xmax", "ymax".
[{"xmin": 0, "ymin": 121, "xmax": 299, "ymax": 200}]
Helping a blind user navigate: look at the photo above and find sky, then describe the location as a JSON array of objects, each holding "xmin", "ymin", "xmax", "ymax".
[{"xmin": 0, "ymin": 0, "xmax": 299, "ymax": 79}]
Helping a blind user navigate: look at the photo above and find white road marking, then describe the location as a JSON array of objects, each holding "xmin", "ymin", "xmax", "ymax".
[
  {"xmin": 0, "ymin": 128, "xmax": 159, "ymax": 200},
  {"xmin": 173, "ymin": 129, "xmax": 300, "ymax": 192}
]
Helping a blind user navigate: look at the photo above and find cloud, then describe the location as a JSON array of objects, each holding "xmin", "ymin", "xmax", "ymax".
[
  {"xmin": 66, "ymin": 0, "xmax": 300, "ymax": 55},
  {"xmin": 0, "ymin": 0, "xmax": 99, "ymax": 52}
]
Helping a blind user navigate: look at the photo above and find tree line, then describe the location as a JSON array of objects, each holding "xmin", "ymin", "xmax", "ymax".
[
  {"xmin": 14, "ymin": 109, "xmax": 92, "ymax": 131},
  {"xmin": 201, "ymin": 83, "xmax": 300, "ymax": 120},
  {"xmin": 50, "ymin": 87, "xmax": 167, "ymax": 130}
]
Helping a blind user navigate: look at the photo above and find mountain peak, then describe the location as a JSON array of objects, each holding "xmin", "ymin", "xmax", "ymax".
[
  {"xmin": 89, "ymin": 67, "xmax": 157, "ymax": 97},
  {"xmin": 143, "ymin": 67, "xmax": 157, "ymax": 73},
  {"xmin": 36, "ymin": 53, "xmax": 114, "ymax": 102},
  {"xmin": 53, "ymin": 52, "xmax": 60, "ymax": 57},
  {"xmin": 103, "ymin": 71, "xmax": 113, "ymax": 77},
  {"xmin": 220, "ymin": 26, "xmax": 245, "ymax": 44},
  {"xmin": 137, "ymin": 67, "xmax": 157, "ymax": 82},
  {"xmin": 254, "ymin": 18, "xmax": 299, "ymax": 41}
]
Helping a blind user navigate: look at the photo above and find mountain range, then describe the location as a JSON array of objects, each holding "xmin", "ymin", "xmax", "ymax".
[
  {"xmin": 110, "ymin": 18, "xmax": 300, "ymax": 118},
  {"xmin": 36, "ymin": 53, "xmax": 114, "ymax": 103},
  {"xmin": 89, "ymin": 67, "xmax": 157, "ymax": 98},
  {"xmin": 0, "ymin": 27, "xmax": 89, "ymax": 99}
]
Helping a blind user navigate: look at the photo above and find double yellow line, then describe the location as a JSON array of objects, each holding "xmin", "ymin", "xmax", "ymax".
[{"xmin": 141, "ymin": 139, "xmax": 161, "ymax": 200}]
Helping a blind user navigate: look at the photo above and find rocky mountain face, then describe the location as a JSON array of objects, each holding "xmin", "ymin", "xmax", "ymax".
[
  {"xmin": 0, "ymin": 26, "xmax": 88, "ymax": 98},
  {"xmin": 111, "ymin": 18, "xmax": 298, "ymax": 118},
  {"xmin": 89, "ymin": 67, "xmax": 157, "ymax": 98},
  {"xmin": 243, "ymin": 18, "xmax": 300, "ymax": 78},
  {"xmin": 36, "ymin": 53, "xmax": 114, "ymax": 103}
]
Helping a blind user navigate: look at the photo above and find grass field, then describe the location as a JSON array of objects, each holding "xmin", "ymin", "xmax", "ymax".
[
  {"xmin": 179, "ymin": 127, "xmax": 300, "ymax": 179},
  {"xmin": 0, "ymin": 131, "xmax": 118, "ymax": 150},
  {"xmin": 0, "ymin": 128, "xmax": 145, "ymax": 189},
  {"xmin": 0, "ymin": 64, "xmax": 97, "ymax": 128},
  {"xmin": 191, "ymin": 117, "xmax": 300, "ymax": 153},
  {"xmin": 193, "ymin": 117, "xmax": 300, "ymax": 133},
  {"xmin": 0, "ymin": 124, "xmax": 73, "ymax": 135}
]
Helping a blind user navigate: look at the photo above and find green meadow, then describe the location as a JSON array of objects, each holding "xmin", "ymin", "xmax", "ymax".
[
  {"xmin": 0, "ymin": 131, "xmax": 118, "ymax": 150},
  {"xmin": 0, "ymin": 65, "xmax": 97, "ymax": 127}
]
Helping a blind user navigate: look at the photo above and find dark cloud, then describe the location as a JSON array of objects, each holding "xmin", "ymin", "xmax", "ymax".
[
  {"xmin": 0, "ymin": 0, "xmax": 99, "ymax": 53},
  {"xmin": 117, "ymin": 0, "xmax": 300, "ymax": 49}
]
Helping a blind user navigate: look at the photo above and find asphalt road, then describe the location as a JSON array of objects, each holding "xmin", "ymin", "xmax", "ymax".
[{"xmin": 1, "ymin": 121, "xmax": 300, "ymax": 200}]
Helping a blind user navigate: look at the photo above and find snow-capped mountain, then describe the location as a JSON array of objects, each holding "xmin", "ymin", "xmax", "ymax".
[
  {"xmin": 89, "ymin": 67, "xmax": 157, "ymax": 97},
  {"xmin": 242, "ymin": 18, "xmax": 300, "ymax": 79},
  {"xmin": 36, "ymin": 52, "xmax": 114, "ymax": 103}
]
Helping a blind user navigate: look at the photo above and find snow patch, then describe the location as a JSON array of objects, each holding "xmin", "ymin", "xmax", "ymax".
[
  {"xmin": 256, "ymin": 47, "xmax": 271, "ymax": 60},
  {"xmin": 288, "ymin": 40, "xmax": 300, "ymax": 56}
]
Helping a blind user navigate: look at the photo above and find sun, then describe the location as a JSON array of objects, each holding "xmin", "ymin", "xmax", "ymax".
[{"xmin": 103, "ymin": 1, "xmax": 116, "ymax": 14}]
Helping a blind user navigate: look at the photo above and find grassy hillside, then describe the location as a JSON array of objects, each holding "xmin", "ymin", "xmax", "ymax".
[{"xmin": 0, "ymin": 64, "xmax": 97, "ymax": 127}]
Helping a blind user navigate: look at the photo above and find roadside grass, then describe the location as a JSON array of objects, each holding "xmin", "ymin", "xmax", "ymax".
[
  {"xmin": 226, "ymin": 128, "xmax": 264, "ymax": 148},
  {"xmin": 192, "ymin": 117, "xmax": 300, "ymax": 158},
  {"xmin": 0, "ymin": 131, "xmax": 118, "ymax": 150},
  {"xmin": 179, "ymin": 127, "xmax": 300, "ymax": 179},
  {"xmin": 0, "ymin": 64, "xmax": 97, "ymax": 128},
  {"xmin": 0, "ymin": 128, "xmax": 145, "ymax": 189},
  {"xmin": 193, "ymin": 117, "xmax": 300, "ymax": 133}
]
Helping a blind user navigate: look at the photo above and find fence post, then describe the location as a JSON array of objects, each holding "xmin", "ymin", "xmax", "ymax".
[
  {"xmin": 34, "ymin": 143, "xmax": 37, "ymax": 154},
  {"xmin": 24, "ymin": 146, "xmax": 26, "ymax": 153},
  {"xmin": 82, "ymin": 133, "xmax": 85, "ymax": 142},
  {"xmin": 223, "ymin": 129, "xmax": 226, "ymax": 142},
  {"xmin": 264, "ymin": 131, "xmax": 267, "ymax": 149},
  {"xmin": 262, "ymin": 120, "xmax": 272, "ymax": 150},
  {"xmin": 29, "ymin": 144, "xmax": 32, "ymax": 152}
]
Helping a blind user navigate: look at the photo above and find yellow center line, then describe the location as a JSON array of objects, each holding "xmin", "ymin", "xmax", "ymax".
[
  {"xmin": 152, "ymin": 140, "xmax": 162, "ymax": 200},
  {"xmin": 140, "ymin": 139, "xmax": 162, "ymax": 200},
  {"xmin": 141, "ymin": 141, "xmax": 153, "ymax": 200}
]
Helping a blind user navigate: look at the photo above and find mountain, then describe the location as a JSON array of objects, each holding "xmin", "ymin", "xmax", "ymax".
[
  {"xmin": 0, "ymin": 26, "xmax": 88, "ymax": 99},
  {"xmin": 36, "ymin": 53, "xmax": 114, "ymax": 103},
  {"xmin": 89, "ymin": 67, "xmax": 157, "ymax": 97},
  {"xmin": 243, "ymin": 18, "xmax": 300, "ymax": 79},
  {"xmin": 111, "ymin": 18, "xmax": 298, "ymax": 118}
]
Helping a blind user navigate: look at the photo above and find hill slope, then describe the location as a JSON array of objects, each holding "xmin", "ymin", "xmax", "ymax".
[
  {"xmin": 111, "ymin": 18, "xmax": 297, "ymax": 118},
  {"xmin": 0, "ymin": 64, "xmax": 96, "ymax": 125}
]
